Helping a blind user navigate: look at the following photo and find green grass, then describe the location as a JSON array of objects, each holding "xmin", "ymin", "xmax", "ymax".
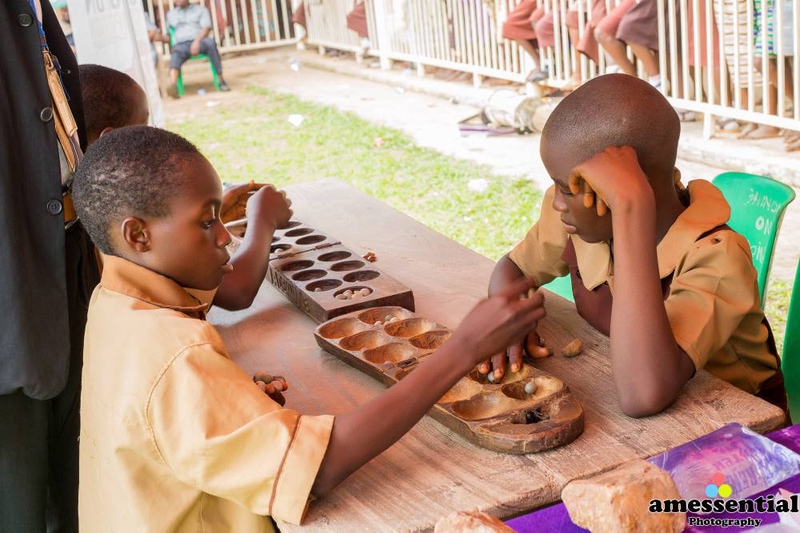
[
  {"xmin": 169, "ymin": 86, "xmax": 792, "ymax": 351},
  {"xmin": 766, "ymin": 279, "xmax": 792, "ymax": 354},
  {"xmin": 169, "ymin": 86, "xmax": 541, "ymax": 261}
]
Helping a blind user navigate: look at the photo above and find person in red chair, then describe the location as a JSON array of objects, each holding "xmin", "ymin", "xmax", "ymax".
[{"xmin": 166, "ymin": 0, "xmax": 230, "ymax": 97}]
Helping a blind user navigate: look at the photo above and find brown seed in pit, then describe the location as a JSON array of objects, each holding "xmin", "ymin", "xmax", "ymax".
[{"xmin": 561, "ymin": 338, "xmax": 584, "ymax": 357}]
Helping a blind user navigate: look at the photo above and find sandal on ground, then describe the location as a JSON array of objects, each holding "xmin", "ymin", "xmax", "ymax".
[
  {"xmin": 786, "ymin": 138, "xmax": 800, "ymax": 152},
  {"xmin": 782, "ymin": 130, "xmax": 800, "ymax": 144},
  {"xmin": 675, "ymin": 108, "xmax": 697, "ymax": 122},
  {"xmin": 715, "ymin": 117, "xmax": 742, "ymax": 134},
  {"xmin": 525, "ymin": 68, "xmax": 549, "ymax": 83},
  {"xmin": 738, "ymin": 124, "xmax": 781, "ymax": 140}
]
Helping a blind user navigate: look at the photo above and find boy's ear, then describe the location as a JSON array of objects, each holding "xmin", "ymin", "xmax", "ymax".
[
  {"xmin": 120, "ymin": 217, "xmax": 151, "ymax": 252},
  {"xmin": 98, "ymin": 127, "xmax": 114, "ymax": 139}
]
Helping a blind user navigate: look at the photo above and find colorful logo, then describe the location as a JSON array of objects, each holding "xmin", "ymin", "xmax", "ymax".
[{"xmin": 705, "ymin": 472, "xmax": 733, "ymax": 498}]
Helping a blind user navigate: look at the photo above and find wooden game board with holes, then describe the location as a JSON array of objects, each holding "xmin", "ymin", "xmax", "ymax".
[
  {"xmin": 314, "ymin": 306, "xmax": 584, "ymax": 454},
  {"xmin": 256, "ymin": 220, "xmax": 415, "ymax": 323}
]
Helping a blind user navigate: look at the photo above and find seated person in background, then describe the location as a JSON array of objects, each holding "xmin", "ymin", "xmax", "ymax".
[
  {"xmin": 346, "ymin": 1, "xmax": 371, "ymax": 54},
  {"xmin": 501, "ymin": 0, "xmax": 546, "ymax": 82},
  {"xmin": 79, "ymin": 65, "xmax": 283, "ymax": 310},
  {"xmin": 165, "ymin": 0, "xmax": 230, "ymax": 96},
  {"xmin": 483, "ymin": 74, "xmax": 787, "ymax": 418},
  {"xmin": 73, "ymin": 125, "xmax": 544, "ymax": 530}
]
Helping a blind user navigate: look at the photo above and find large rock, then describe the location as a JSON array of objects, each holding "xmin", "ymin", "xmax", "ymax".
[{"xmin": 561, "ymin": 459, "xmax": 686, "ymax": 533}]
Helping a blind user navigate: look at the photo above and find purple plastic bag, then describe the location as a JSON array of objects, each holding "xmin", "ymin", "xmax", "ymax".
[{"xmin": 647, "ymin": 423, "xmax": 800, "ymax": 502}]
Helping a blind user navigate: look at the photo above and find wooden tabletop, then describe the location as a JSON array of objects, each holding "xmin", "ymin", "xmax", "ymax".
[{"xmin": 209, "ymin": 179, "xmax": 786, "ymax": 532}]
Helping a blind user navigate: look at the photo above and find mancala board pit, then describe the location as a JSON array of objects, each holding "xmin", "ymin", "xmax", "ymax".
[{"xmin": 315, "ymin": 306, "xmax": 585, "ymax": 454}]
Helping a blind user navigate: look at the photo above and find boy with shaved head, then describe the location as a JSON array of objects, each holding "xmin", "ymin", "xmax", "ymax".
[{"xmin": 483, "ymin": 74, "xmax": 786, "ymax": 419}]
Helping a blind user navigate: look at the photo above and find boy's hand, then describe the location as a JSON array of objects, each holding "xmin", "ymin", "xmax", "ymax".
[
  {"xmin": 246, "ymin": 185, "xmax": 293, "ymax": 232},
  {"xmin": 568, "ymin": 146, "xmax": 651, "ymax": 215},
  {"xmin": 254, "ymin": 372, "xmax": 289, "ymax": 406},
  {"xmin": 451, "ymin": 278, "xmax": 546, "ymax": 372},
  {"xmin": 221, "ymin": 181, "xmax": 263, "ymax": 223},
  {"xmin": 478, "ymin": 340, "xmax": 525, "ymax": 382}
]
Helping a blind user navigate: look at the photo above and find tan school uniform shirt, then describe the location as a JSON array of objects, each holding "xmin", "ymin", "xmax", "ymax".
[
  {"xmin": 79, "ymin": 255, "xmax": 333, "ymax": 532},
  {"xmin": 509, "ymin": 179, "xmax": 777, "ymax": 395}
]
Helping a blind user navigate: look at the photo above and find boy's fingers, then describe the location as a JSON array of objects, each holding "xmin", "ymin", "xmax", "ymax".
[
  {"xmin": 583, "ymin": 181, "xmax": 595, "ymax": 208},
  {"xmin": 508, "ymin": 344, "xmax": 524, "ymax": 373},
  {"xmin": 478, "ymin": 360, "xmax": 491, "ymax": 375},
  {"xmin": 495, "ymin": 277, "xmax": 536, "ymax": 301},
  {"xmin": 490, "ymin": 352, "xmax": 506, "ymax": 380},
  {"xmin": 568, "ymin": 172, "xmax": 582, "ymax": 195},
  {"xmin": 596, "ymin": 198, "xmax": 608, "ymax": 216},
  {"xmin": 256, "ymin": 380, "xmax": 268, "ymax": 392}
]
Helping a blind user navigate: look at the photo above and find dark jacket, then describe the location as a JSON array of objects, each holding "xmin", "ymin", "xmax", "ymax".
[{"xmin": 0, "ymin": 1, "xmax": 88, "ymax": 399}]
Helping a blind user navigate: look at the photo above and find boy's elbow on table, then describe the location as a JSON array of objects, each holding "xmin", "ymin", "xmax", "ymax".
[
  {"xmin": 617, "ymin": 383, "xmax": 680, "ymax": 419},
  {"xmin": 214, "ymin": 285, "xmax": 259, "ymax": 311}
]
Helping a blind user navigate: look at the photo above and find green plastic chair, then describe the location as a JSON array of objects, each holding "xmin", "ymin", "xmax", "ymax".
[
  {"xmin": 782, "ymin": 262, "xmax": 800, "ymax": 421},
  {"xmin": 169, "ymin": 27, "xmax": 221, "ymax": 97},
  {"xmin": 712, "ymin": 172, "xmax": 796, "ymax": 306}
]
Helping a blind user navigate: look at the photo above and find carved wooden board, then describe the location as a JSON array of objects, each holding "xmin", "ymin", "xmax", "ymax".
[
  {"xmin": 237, "ymin": 220, "xmax": 415, "ymax": 323},
  {"xmin": 315, "ymin": 306, "xmax": 584, "ymax": 454}
]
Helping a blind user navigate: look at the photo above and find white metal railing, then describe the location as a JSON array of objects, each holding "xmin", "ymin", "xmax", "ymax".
[
  {"xmin": 304, "ymin": 0, "xmax": 364, "ymax": 52},
  {"xmin": 303, "ymin": 0, "xmax": 537, "ymax": 82},
  {"xmin": 145, "ymin": 0, "xmax": 299, "ymax": 54},
  {"xmin": 300, "ymin": 0, "xmax": 799, "ymax": 133}
]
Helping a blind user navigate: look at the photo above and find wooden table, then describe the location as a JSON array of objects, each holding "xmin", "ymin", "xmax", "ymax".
[{"xmin": 209, "ymin": 179, "xmax": 786, "ymax": 532}]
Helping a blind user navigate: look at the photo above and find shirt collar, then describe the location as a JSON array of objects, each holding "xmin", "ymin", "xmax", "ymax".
[
  {"xmin": 655, "ymin": 179, "xmax": 730, "ymax": 278},
  {"xmin": 571, "ymin": 179, "xmax": 730, "ymax": 290},
  {"xmin": 100, "ymin": 255, "xmax": 212, "ymax": 319}
]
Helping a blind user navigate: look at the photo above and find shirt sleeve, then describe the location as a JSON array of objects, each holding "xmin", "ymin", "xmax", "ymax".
[
  {"xmin": 200, "ymin": 6, "xmax": 212, "ymax": 29},
  {"xmin": 508, "ymin": 186, "xmax": 569, "ymax": 286},
  {"xmin": 664, "ymin": 230, "xmax": 761, "ymax": 371},
  {"xmin": 146, "ymin": 338, "xmax": 333, "ymax": 525}
]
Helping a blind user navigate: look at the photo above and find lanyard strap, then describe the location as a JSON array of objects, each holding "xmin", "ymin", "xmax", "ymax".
[{"xmin": 27, "ymin": 0, "xmax": 48, "ymax": 49}]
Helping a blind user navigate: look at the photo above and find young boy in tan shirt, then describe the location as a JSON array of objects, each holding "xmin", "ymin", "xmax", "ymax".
[
  {"xmin": 482, "ymin": 74, "xmax": 786, "ymax": 418},
  {"xmin": 79, "ymin": 63, "xmax": 291, "ymax": 313},
  {"xmin": 73, "ymin": 125, "xmax": 545, "ymax": 531}
]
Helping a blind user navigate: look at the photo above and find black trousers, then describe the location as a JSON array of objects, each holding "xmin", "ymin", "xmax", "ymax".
[
  {"xmin": 0, "ymin": 223, "xmax": 99, "ymax": 533},
  {"xmin": 169, "ymin": 38, "xmax": 224, "ymax": 75}
]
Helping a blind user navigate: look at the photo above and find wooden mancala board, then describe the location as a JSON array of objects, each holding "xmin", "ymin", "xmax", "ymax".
[
  {"xmin": 260, "ymin": 220, "xmax": 414, "ymax": 323},
  {"xmin": 314, "ymin": 306, "xmax": 585, "ymax": 454}
]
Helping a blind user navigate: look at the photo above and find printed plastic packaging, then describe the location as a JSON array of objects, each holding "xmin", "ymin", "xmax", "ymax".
[{"xmin": 648, "ymin": 423, "xmax": 800, "ymax": 501}]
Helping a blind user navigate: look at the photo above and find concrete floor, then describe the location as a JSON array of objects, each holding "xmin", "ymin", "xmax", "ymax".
[{"xmin": 164, "ymin": 48, "xmax": 800, "ymax": 286}]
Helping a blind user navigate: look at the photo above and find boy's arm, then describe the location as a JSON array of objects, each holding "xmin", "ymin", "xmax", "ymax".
[
  {"xmin": 569, "ymin": 146, "xmax": 694, "ymax": 417},
  {"xmin": 312, "ymin": 277, "xmax": 545, "ymax": 496},
  {"xmin": 213, "ymin": 185, "xmax": 292, "ymax": 310},
  {"xmin": 481, "ymin": 254, "xmax": 528, "ymax": 378},
  {"xmin": 480, "ymin": 186, "xmax": 570, "ymax": 380}
]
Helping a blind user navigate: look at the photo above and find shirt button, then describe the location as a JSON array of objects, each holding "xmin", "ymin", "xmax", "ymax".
[
  {"xmin": 47, "ymin": 199, "xmax": 63, "ymax": 215},
  {"xmin": 40, "ymin": 107, "xmax": 53, "ymax": 122},
  {"xmin": 18, "ymin": 13, "xmax": 33, "ymax": 27}
]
